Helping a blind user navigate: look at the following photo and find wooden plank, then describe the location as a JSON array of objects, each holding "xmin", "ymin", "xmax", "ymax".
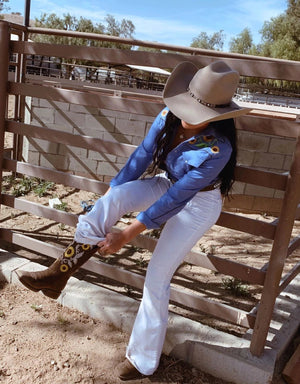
[
  {"xmin": 12, "ymin": 40, "xmax": 300, "ymax": 81},
  {"xmin": 282, "ymin": 344, "xmax": 300, "ymax": 384},
  {"xmin": 236, "ymin": 115, "xmax": 300, "ymax": 139},
  {"xmin": 0, "ymin": 227, "xmax": 255, "ymax": 328},
  {"xmin": 6, "ymin": 120, "xmax": 137, "ymax": 158},
  {"xmin": 1, "ymin": 193, "xmax": 79, "ymax": 226},
  {"xmin": 248, "ymin": 109, "xmax": 298, "ymax": 122},
  {"xmin": 184, "ymin": 251, "xmax": 266, "ymax": 285},
  {"xmin": 251, "ymin": 136, "xmax": 300, "ymax": 356},
  {"xmin": 235, "ymin": 165, "xmax": 288, "ymax": 191},
  {"xmin": 279, "ymin": 261, "xmax": 300, "ymax": 293},
  {"xmin": 2, "ymin": 158, "xmax": 109, "ymax": 195},
  {"xmin": 8, "ymin": 82, "xmax": 163, "ymax": 117},
  {"xmin": 288, "ymin": 235, "xmax": 300, "ymax": 256},
  {"xmin": 216, "ymin": 212, "xmax": 276, "ymax": 239},
  {"xmin": 114, "ymin": 227, "xmax": 266, "ymax": 284}
]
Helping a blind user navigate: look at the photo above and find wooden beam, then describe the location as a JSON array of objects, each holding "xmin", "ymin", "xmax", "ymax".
[
  {"xmin": 0, "ymin": 228, "xmax": 255, "ymax": 328},
  {"xmin": 6, "ymin": 120, "xmax": 137, "ymax": 157}
]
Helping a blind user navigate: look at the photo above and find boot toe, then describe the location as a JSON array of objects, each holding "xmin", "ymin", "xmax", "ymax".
[{"xmin": 115, "ymin": 359, "xmax": 144, "ymax": 381}]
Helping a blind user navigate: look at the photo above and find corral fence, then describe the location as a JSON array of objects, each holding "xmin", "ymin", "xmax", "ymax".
[{"xmin": 0, "ymin": 20, "xmax": 300, "ymax": 357}]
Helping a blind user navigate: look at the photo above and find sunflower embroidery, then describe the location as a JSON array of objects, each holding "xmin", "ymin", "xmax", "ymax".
[{"xmin": 188, "ymin": 135, "xmax": 218, "ymax": 151}]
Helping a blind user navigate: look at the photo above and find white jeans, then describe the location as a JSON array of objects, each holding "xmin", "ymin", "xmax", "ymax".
[{"xmin": 74, "ymin": 174, "xmax": 222, "ymax": 375}]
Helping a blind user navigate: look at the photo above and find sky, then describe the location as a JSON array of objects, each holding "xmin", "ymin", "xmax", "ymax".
[{"xmin": 7, "ymin": 0, "xmax": 288, "ymax": 51}]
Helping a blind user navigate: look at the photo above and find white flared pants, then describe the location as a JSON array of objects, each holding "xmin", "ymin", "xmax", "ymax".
[{"xmin": 74, "ymin": 174, "xmax": 222, "ymax": 375}]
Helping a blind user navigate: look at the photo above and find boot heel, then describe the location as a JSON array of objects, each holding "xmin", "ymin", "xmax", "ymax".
[{"xmin": 41, "ymin": 289, "xmax": 61, "ymax": 299}]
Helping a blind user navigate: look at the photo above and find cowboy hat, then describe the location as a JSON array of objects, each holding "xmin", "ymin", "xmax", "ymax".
[{"xmin": 163, "ymin": 60, "xmax": 251, "ymax": 125}]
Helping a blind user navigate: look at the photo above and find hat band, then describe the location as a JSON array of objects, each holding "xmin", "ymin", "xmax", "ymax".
[{"xmin": 187, "ymin": 87, "xmax": 231, "ymax": 108}]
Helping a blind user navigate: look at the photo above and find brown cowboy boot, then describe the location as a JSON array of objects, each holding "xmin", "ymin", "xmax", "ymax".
[
  {"xmin": 115, "ymin": 359, "xmax": 144, "ymax": 381},
  {"xmin": 16, "ymin": 241, "xmax": 98, "ymax": 299}
]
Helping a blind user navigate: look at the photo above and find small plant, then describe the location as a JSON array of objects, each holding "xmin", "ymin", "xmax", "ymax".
[
  {"xmin": 31, "ymin": 304, "xmax": 43, "ymax": 312},
  {"xmin": 0, "ymin": 309, "xmax": 5, "ymax": 318},
  {"xmin": 222, "ymin": 277, "xmax": 250, "ymax": 297},
  {"xmin": 135, "ymin": 256, "xmax": 148, "ymax": 268},
  {"xmin": 12, "ymin": 176, "xmax": 34, "ymax": 197},
  {"xmin": 58, "ymin": 223, "xmax": 66, "ymax": 231},
  {"xmin": 54, "ymin": 201, "xmax": 68, "ymax": 212},
  {"xmin": 57, "ymin": 314, "xmax": 69, "ymax": 325},
  {"xmin": 33, "ymin": 180, "xmax": 55, "ymax": 197}
]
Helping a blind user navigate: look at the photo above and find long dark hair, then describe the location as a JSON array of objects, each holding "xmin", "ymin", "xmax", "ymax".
[{"xmin": 145, "ymin": 110, "xmax": 237, "ymax": 197}]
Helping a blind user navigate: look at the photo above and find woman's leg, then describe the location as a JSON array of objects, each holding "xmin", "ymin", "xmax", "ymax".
[
  {"xmin": 17, "ymin": 176, "xmax": 170, "ymax": 298},
  {"xmin": 125, "ymin": 189, "xmax": 223, "ymax": 375},
  {"xmin": 75, "ymin": 175, "xmax": 170, "ymax": 244}
]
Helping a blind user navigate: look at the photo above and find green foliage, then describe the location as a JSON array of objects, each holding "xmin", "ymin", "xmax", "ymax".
[
  {"xmin": 33, "ymin": 180, "xmax": 55, "ymax": 197},
  {"xmin": 0, "ymin": 0, "xmax": 10, "ymax": 14},
  {"xmin": 191, "ymin": 30, "xmax": 225, "ymax": 51},
  {"xmin": 259, "ymin": 0, "xmax": 300, "ymax": 60},
  {"xmin": 2, "ymin": 175, "xmax": 55, "ymax": 198},
  {"xmin": 31, "ymin": 12, "xmax": 136, "ymax": 78},
  {"xmin": 53, "ymin": 201, "xmax": 68, "ymax": 212},
  {"xmin": 229, "ymin": 28, "xmax": 253, "ymax": 54},
  {"xmin": 32, "ymin": 12, "xmax": 135, "ymax": 48},
  {"xmin": 222, "ymin": 277, "xmax": 250, "ymax": 297}
]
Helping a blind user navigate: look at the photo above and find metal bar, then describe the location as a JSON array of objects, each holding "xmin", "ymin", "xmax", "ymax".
[
  {"xmin": 24, "ymin": 0, "xmax": 31, "ymax": 27},
  {"xmin": 250, "ymin": 135, "xmax": 300, "ymax": 356}
]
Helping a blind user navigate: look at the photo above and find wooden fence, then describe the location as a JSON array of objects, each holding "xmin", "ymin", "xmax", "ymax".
[{"xmin": 1, "ymin": 20, "xmax": 300, "ymax": 357}]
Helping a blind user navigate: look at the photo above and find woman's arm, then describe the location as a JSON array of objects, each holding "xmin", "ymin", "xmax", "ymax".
[{"xmin": 97, "ymin": 219, "xmax": 146, "ymax": 255}]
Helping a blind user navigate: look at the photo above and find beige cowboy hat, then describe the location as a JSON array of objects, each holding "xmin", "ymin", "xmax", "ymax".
[{"xmin": 163, "ymin": 60, "xmax": 252, "ymax": 125}]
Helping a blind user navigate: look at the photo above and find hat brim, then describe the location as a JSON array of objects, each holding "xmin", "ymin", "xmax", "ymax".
[{"xmin": 163, "ymin": 61, "xmax": 252, "ymax": 125}]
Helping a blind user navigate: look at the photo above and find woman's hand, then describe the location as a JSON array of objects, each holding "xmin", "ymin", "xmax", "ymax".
[
  {"xmin": 97, "ymin": 232, "xmax": 126, "ymax": 255},
  {"xmin": 97, "ymin": 219, "xmax": 147, "ymax": 256}
]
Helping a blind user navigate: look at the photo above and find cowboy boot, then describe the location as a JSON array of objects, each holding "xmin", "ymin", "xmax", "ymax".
[{"xmin": 16, "ymin": 241, "xmax": 98, "ymax": 299}]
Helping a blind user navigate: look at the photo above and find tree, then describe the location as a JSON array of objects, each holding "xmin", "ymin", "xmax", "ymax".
[
  {"xmin": 31, "ymin": 13, "xmax": 136, "ymax": 78},
  {"xmin": 229, "ymin": 28, "xmax": 253, "ymax": 54},
  {"xmin": 0, "ymin": 0, "xmax": 10, "ymax": 16},
  {"xmin": 259, "ymin": 0, "xmax": 300, "ymax": 60},
  {"xmin": 190, "ymin": 30, "xmax": 225, "ymax": 51}
]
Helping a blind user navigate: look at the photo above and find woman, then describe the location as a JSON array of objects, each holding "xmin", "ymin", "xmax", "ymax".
[{"xmin": 17, "ymin": 60, "xmax": 251, "ymax": 380}]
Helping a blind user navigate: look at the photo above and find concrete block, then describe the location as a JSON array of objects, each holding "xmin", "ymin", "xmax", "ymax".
[
  {"xmin": 253, "ymin": 152, "xmax": 285, "ymax": 170},
  {"xmin": 69, "ymin": 157, "xmax": 97, "ymax": 174},
  {"xmin": 0, "ymin": 251, "xmax": 31, "ymax": 283},
  {"xmin": 269, "ymin": 137, "xmax": 296, "ymax": 155},
  {"xmin": 58, "ymin": 277, "xmax": 139, "ymax": 333},
  {"xmin": 28, "ymin": 138, "xmax": 59, "ymax": 154},
  {"xmin": 88, "ymin": 150, "xmax": 116, "ymax": 162},
  {"xmin": 283, "ymin": 155, "xmax": 293, "ymax": 171},
  {"xmin": 32, "ymin": 107, "xmax": 55, "ymax": 124},
  {"xmin": 244, "ymin": 184, "xmax": 275, "ymax": 198},
  {"xmin": 85, "ymin": 115, "xmax": 115, "ymax": 134},
  {"xmin": 58, "ymin": 144, "xmax": 88, "ymax": 158},
  {"xmin": 97, "ymin": 161, "xmax": 119, "ymax": 177},
  {"xmin": 54, "ymin": 110, "xmax": 86, "ymax": 128},
  {"xmin": 40, "ymin": 153, "xmax": 70, "ymax": 171},
  {"xmin": 237, "ymin": 150, "xmax": 255, "ymax": 166},
  {"xmin": 237, "ymin": 132, "xmax": 270, "ymax": 152},
  {"xmin": 115, "ymin": 118, "xmax": 146, "ymax": 137}
]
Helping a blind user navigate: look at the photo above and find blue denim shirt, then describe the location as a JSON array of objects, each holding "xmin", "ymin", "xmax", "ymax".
[{"xmin": 110, "ymin": 107, "xmax": 232, "ymax": 229}]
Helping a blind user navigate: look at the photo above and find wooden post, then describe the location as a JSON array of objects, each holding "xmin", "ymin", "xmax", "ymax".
[
  {"xmin": 0, "ymin": 21, "xmax": 10, "ymax": 187},
  {"xmin": 250, "ymin": 135, "xmax": 300, "ymax": 356}
]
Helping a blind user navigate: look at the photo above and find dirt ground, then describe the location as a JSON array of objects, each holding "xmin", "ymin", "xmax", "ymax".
[{"xmin": 1, "ymin": 99, "xmax": 299, "ymax": 383}]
